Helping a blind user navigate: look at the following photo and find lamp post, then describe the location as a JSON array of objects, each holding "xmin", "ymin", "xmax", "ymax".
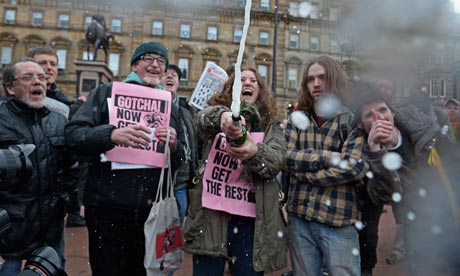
[{"xmin": 271, "ymin": 0, "xmax": 279, "ymax": 95}]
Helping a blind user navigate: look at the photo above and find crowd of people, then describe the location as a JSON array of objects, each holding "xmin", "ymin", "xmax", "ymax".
[{"xmin": 0, "ymin": 39, "xmax": 460, "ymax": 276}]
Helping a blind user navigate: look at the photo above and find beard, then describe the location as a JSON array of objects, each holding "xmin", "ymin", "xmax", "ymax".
[
  {"xmin": 142, "ymin": 76, "xmax": 160, "ymax": 88},
  {"xmin": 24, "ymin": 96, "xmax": 45, "ymax": 109}
]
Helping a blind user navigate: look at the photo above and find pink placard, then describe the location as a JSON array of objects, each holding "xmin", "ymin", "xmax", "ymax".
[
  {"xmin": 202, "ymin": 132, "xmax": 264, "ymax": 217},
  {"xmin": 106, "ymin": 82, "xmax": 171, "ymax": 168}
]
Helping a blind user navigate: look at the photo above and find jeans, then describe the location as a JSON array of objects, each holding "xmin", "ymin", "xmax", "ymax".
[
  {"xmin": 0, "ymin": 223, "xmax": 66, "ymax": 276},
  {"xmin": 288, "ymin": 215, "xmax": 361, "ymax": 276},
  {"xmin": 193, "ymin": 217, "xmax": 263, "ymax": 276},
  {"xmin": 175, "ymin": 187, "xmax": 188, "ymax": 226}
]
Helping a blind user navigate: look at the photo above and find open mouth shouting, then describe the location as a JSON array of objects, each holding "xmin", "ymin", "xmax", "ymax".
[
  {"xmin": 165, "ymin": 79, "xmax": 175, "ymax": 88},
  {"xmin": 241, "ymin": 88, "xmax": 254, "ymax": 101},
  {"xmin": 146, "ymin": 67, "xmax": 162, "ymax": 77},
  {"xmin": 30, "ymin": 87, "xmax": 45, "ymax": 100}
]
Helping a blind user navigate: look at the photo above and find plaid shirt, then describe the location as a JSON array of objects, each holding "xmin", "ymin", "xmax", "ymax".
[{"xmin": 285, "ymin": 110, "xmax": 367, "ymax": 227}]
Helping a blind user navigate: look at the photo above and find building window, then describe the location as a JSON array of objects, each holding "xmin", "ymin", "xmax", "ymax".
[
  {"xmin": 180, "ymin": 24, "xmax": 191, "ymax": 38},
  {"xmin": 56, "ymin": 49, "xmax": 67, "ymax": 70},
  {"xmin": 109, "ymin": 53, "xmax": 120, "ymax": 76},
  {"xmin": 430, "ymin": 79, "xmax": 446, "ymax": 98},
  {"xmin": 330, "ymin": 6, "xmax": 339, "ymax": 21},
  {"xmin": 32, "ymin": 11, "xmax": 43, "ymax": 27},
  {"xmin": 260, "ymin": 0, "xmax": 269, "ymax": 10},
  {"xmin": 82, "ymin": 51, "xmax": 93, "ymax": 61},
  {"xmin": 236, "ymin": 0, "xmax": 244, "ymax": 8},
  {"xmin": 178, "ymin": 58, "xmax": 189, "ymax": 80},
  {"xmin": 288, "ymin": 68, "xmax": 298, "ymax": 89},
  {"xmin": 434, "ymin": 53, "xmax": 444, "ymax": 64},
  {"xmin": 5, "ymin": 9, "xmax": 16, "ymax": 24},
  {"xmin": 290, "ymin": 34, "xmax": 299, "ymax": 49},
  {"xmin": 259, "ymin": 31, "xmax": 269, "ymax": 45},
  {"xmin": 152, "ymin": 21, "xmax": 163, "ymax": 35},
  {"xmin": 310, "ymin": 3, "xmax": 319, "ymax": 19},
  {"xmin": 330, "ymin": 39, "xmax": 339, "ymax": 53},
  {"xmin": 1, "ymin": 46, "xmax": 12, "ymax": 66},
  {"xmin": 85, "ymin": 16, "xmax": 92, "ymax": 28},
  {"xmin": 234, "ymin": 28, "xmax": 243, "ymax": 43},
  {"xmin": 258, "ymin": 64, "xmax": 268, "ymax": 82},
  {"xmin": 310, "ymin": 35, "xmax": 319, "ymax": 51},
  {"xmin": 111, "ymin": 19, "xmax": 122, "ymax": 33},
  {"xmin": 207, "ymin": 26, "xmax": 217, "ymax": 40},
  {"xmin": 289, "ymin": 2, "xmax": 299, "ymax": 17},
  {"xmin": 58, "ymin": 14, "xmax": 70, "ymax": 28}
]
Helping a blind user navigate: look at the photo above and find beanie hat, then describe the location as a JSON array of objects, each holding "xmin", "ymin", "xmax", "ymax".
[
  {"xmin": 130, "ymin": 41, "xmax": 169, "ymax": 66},
  {"xmin": 444, "ymin": 98, "xmax": 460, "ymax": 107},
  {"xmin": 167, "ymin": 64, "xmax": 182, "ymax": 80}
]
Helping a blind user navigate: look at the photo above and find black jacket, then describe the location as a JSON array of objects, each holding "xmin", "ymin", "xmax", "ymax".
[
  {"xmin": 0, "ymin": 98, "xmax": 78, "ymax": 259},
  {"xmin": 65, "ymin": 82, "xmax": 185, "ymax": 209},
  {"xmin": 47, "ymin": 83, "xmax": 74, "ymax": 106}
]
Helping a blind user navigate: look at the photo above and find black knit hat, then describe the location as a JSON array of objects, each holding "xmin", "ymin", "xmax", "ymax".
[
  {"xmin": 130, "ymin": 41, "xmax": 169, "ymax": 66},
  {"xmin": 346, "ymin": 80, "xmax": 391, "ymax": 121},
  {"xmin": 167, "ymin": 64, "xmax": 182, "ymax": 80}
]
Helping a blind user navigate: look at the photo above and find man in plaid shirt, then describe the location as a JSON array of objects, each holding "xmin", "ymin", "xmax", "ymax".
[{"xmin": 284, "ymin": 55, "xmax": 367, "ymax": 276}]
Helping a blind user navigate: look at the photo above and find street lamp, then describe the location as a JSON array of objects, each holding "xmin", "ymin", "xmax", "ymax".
[{"xmin": 272, "ymin": 0, "xmax": 279, "ymax": 95}]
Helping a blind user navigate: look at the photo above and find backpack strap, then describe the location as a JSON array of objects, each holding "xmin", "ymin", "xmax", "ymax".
[{"xmin": 338, "ymin": 112, "xmax": 353, "ymax": 149}]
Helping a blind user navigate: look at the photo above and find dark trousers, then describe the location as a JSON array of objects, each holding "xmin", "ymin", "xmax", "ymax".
[
  {"xmin": 85, "ymin": 206, "xmax": 150, "ymax": 276},
  {"xmin": 359, "ymin": 192, "xmax": 384, "ymax": 272},
  {"xmin": 193, "ymin": 217, "xmax": 263, "ymax": 276}
]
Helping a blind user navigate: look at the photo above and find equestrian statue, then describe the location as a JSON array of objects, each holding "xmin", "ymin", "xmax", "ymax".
[{"xmin": 85, "ymin": 12, "xmax": 114, "ymax": 63}]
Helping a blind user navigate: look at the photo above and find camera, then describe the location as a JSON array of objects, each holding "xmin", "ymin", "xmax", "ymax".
[
  {"xmin": 0, "ymin": 208, "xmax": 11, "ymax": 239},
  {"xmin": 0, "ymin": 144, "xmax": 66, "ymax": 275},
  {"xmin": 0, "ymin": 144, "xmax": 35, "ymax": 239},
  {"xmin": 0, "ymin": 144, "xmax": 34, "ymax": 188},
  {"xmin": 0, "ymin": 211, "xmax": 67, "ymax": 276},
  {"xmin": 17, "ymin": 246, "xmax": 68, "ymax": 276}
]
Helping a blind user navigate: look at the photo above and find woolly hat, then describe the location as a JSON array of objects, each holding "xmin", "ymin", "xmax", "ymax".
[
  {"xmin": 167, "ymin": 64, "xmax": 182, "ymax": 80},
  {"xmin": 444, "ymin": 98, "xmax": 460, "ymax": 107},
  {"xmin": 130, "ymin": 41, "xmax": 168, "ymax": 66}
]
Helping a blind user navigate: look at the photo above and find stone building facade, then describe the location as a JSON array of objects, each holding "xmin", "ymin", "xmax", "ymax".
[{"xmin": 1, "ymin": 0, "xmax": 459, "ymax": 116}]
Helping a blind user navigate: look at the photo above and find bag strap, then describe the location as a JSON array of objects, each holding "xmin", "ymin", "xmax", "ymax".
[
  {"xmin": 338, "ymin": 112, "xmax": 353, "ymax": 150},
  {"xmin": 155, "ymin": 129, "xmax": 172, "ymax": 202}
]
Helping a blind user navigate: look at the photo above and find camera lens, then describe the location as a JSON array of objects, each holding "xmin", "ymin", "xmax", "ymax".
[
  {"xmin": 18, "ymin": 246, "xmax": 67, "ymax": 276},
  {"xmin": 0, "ymin": 145, "xmax": 34, "ymax": 188}
]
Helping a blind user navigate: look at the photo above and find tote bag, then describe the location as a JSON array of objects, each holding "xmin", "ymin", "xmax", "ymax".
[{"xmin": 144, "ymin": 130, "xmax": 184, "ymax": 275}]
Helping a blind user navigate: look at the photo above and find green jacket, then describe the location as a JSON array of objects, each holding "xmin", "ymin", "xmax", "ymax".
[{"xmin": 183, "ymin": 105, "xmax": 288, "ymax": 273}]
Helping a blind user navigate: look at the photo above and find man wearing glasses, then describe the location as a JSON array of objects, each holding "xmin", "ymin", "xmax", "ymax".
[
  {"xmin": 65, "ymin": 41, "xmax": 185, "ymax": 275},
  {"xmin": 0, "ymin": 57, "xmax": 78, "ymax": 275}
]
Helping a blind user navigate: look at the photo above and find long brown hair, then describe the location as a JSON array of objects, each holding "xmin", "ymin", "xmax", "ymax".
[
  {"xmin": 297, "ymin": 56, "xmax": 347, "ymax": 112},
  {"xmin": 207, "ymin": 68, "xmax": 278, "ymax": 129}
]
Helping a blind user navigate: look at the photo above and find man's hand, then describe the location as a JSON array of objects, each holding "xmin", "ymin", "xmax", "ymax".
[
  {"xmin": 110, "ymin": 125, "xmax": 151, "ymax": 148},
  {"xmin": 155, "ymin": 126, "xmax": 178, "ymax": 152},
  {"xmin": 368, "ymin": 119, "xmax": 398, "ymax": 151}
]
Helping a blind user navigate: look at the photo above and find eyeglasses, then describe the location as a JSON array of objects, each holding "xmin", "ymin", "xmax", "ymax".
[
  {"xmin": 14, "ymin": 74, "xmax": 48, "ymax": 82},
  {"xmin": 140, "ymin": 55, "xmax": 166, "ymax": 66}
]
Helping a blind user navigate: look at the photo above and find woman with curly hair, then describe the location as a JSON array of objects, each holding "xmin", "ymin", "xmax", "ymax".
[{"xmin": 183, "ymin": 68, "xmax": 288, "ymax": 275}]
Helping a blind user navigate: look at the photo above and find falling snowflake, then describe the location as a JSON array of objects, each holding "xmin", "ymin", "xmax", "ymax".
[
  {"xmin": 290, "ymin": 111, "xmax": 310, "ymax": 131},
  {"xmin": 392, "ymin": 192, "xmax": 402, "ymax": 203},
  {"xmin": 382, "ymin": 152, "xmax": 402, "ymax": 170}
]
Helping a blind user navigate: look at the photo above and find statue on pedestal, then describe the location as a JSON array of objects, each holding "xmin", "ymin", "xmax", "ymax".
[{"xmin": 85, "ymin": 11, "xmax": 114, "ymax": 63}]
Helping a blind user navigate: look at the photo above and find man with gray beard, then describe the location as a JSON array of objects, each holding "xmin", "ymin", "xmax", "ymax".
[
  {"xmin": 0, "ymin": 57, "xmax": 78, "ymax": 275},
  {"xmin": 65, "ymin": 41, "xmax": 185, "ymax": 276}
]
